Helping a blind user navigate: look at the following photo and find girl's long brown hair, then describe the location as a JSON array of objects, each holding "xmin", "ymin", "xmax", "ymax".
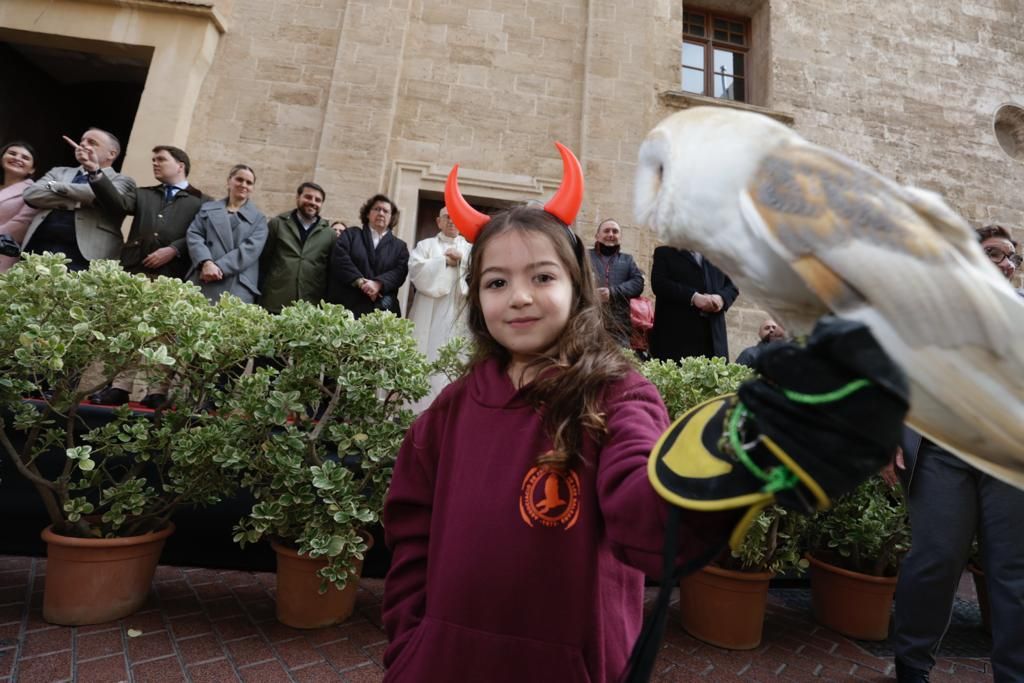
[{"xmin": 464, "ymin": 206, "xmax": 635, "ymax": 472}]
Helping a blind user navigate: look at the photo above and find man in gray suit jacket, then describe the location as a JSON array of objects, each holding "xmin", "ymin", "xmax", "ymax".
[{"xmin": 22, "ymin": 128, "xmax": 135, "ymax": 270}]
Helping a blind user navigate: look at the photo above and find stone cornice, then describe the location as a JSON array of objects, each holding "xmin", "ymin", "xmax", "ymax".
[
  {"xmin": 659, "ymin": 91, "xmax": 795, "ymax": 127},
  {"xmin": 85, "ymin": 0, "xmax": 228, "ymax": 33}
]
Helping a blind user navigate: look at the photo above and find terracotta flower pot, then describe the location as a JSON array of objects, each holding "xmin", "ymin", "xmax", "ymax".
[
  {"xmin": 807, "ymin": 553, "xmax": 897, "ymax": 641},
  {"xmin": 966, "ymin": 563, "xmax": 992, "ymax": 633},
  {"xmin": 678, "ymin": 564, "xmax": 773, "ymax": 650},
  {"xmin": 41, "ymin": 522, "xmax": 175, "ymax": 626},
  {"xmin": 271, "ymin": 536, "xmax": 371, "ymax": 629}
]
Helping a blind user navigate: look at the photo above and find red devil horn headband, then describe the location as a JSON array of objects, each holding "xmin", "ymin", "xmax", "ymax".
[{"xmin": 444, "ymin": 142, "xmax": 584, "ymax": 243}]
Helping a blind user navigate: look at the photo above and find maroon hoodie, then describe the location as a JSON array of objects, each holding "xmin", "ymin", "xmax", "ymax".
[{"xmin": 382, "ymin": 358, "xmax": 733, "ymax": 682}]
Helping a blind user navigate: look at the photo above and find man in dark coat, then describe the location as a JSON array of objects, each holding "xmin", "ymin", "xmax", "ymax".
[
  {"xmin": 88, "ymin": 145, "xmax": 206, "ymax": 408},
  {"xmin": 259, "ymin": 182, "xmax": 334, "ymax": 314},
  {"xmin": 90, "ymin": 145, "xmax": 206, "ymax": 280},
  {"xmin": 886, "ymin": 225, "xmax": 1024, "ymax": 683},
  {"xmin": 326, "ymin": 193, "xmax": 409, "ymax": 318},
  {"xmin": 735, "ymin": 317, "xmax": 787, "ymax": 367},
  {"xmin": 588, "ymin": 219, "xmax": 645, "ymax": 345},
  {"xmin": 648, "ymin": 246, "xmax": 738, "ymax": 361}
]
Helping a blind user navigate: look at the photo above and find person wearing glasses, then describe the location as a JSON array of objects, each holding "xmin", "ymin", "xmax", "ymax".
[
  {"xmin": 326, "ymin": 193, "xmax": 409, "ymax": 318},
  {"xmin": 979, "ymin": 223, "xmax": 1023, "ymax": 284},
  {"xmin": 889, "ymin": 224, "xmax": 1023, "ymax": 683}
]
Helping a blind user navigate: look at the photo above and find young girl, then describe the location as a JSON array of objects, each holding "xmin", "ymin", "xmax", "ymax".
[{"xmin": 381, "ymin": 151, "xmax": 736, "ymax": 682}]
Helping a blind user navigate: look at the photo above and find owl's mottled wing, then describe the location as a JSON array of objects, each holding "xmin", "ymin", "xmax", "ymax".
[{"xmin": 738, "ymin": 144, "xmax": 1024, "ymax": 488}]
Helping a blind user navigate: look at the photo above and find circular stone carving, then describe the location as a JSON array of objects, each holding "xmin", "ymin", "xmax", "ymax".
[{"xmin": 994, "ymin": 103, "xmax": 1024, "ymax": 161}]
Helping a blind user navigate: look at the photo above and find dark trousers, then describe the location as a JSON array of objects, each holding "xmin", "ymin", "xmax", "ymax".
[{"xmin": 893, "ymin": 444, "xmax": 1024, "ymax": 681}]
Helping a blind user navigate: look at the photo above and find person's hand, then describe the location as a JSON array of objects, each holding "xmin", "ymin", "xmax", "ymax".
[
  {"xmin": 200, "ymin": 260, "xmax": 223, "ymax": 282},
  {"xmin": 142, "ymin": 247, "xmax": 177, "ymax": 269},
  {"xmin": 444, "ymin": 248, "xmax": 462, "ymax": 267},
  {"xmin": 361, "ymin": 279, "xmax": 382, "ymax": 301},
  {"xmin": 692, "ymin": 293, "xmax": 716, "ymax": 312},
  {"xmin": 880, "ymin": 446, "xmax": 905, "ymax": 487},
  {"xmin": 597, "ymin": 286, "xmax": 610, "ymax": 303},
  {"xmin": 63, "ymin": 135, "xmax": 99, "ymax": 172},
  {"xmin": 708, "ymin": 294, "xmax": 725, "ymax": 312}
]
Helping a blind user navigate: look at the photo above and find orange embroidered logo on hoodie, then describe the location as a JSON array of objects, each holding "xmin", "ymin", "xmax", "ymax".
[{"xmin": 519, "ymin": 467, "xmax": 581, "ymax": 529}]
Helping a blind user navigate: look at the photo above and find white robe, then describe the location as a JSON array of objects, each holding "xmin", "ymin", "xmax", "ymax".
[{"xmin": 408, "ymin": 232, "xmax": 471, "ymax": 412}]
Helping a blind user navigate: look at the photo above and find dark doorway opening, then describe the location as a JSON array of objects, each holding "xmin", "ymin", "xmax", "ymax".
[
  {"xmin": 0, "ymin": 28, "xmax": 152, "ymax": 175},
  {"xmin": 406, "ymin": 190, "xmax": 515, "ymax": 313},
  {"xmin": 413, "ymin": 190, "xmax": 515, "ymax": 246}
]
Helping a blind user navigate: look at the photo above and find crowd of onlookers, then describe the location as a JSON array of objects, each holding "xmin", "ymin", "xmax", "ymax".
[
  {"xmin": 4, "ymin": 128, "xmax": 1021, "ymax": 392},
  {"xmin": 0, "ymin": 127, "xmax": 757, "ymax": 406}
]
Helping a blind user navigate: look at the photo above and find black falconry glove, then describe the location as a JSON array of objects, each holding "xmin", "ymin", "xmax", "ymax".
[{"xmin": 648, "ymin": 315, "xmax": 910, "ymax": 549}]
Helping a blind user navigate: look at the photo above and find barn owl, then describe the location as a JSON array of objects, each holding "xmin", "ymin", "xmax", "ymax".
[{"xmin": 634, "ymin": 106, "xmax": 1024, "ymax": 489}]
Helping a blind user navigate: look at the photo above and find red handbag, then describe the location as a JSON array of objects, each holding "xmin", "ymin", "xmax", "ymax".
[{"xmin": 629, "ymin": 296, "xmax": 654, "ymax": 351}]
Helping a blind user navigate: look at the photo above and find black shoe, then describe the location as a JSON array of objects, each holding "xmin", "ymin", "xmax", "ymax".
[
  {"xmin": 139, "ymin": 393, "xmax": 170, "ymax": 410},
  {"xmin": 89, "ymin": 387, "xmax": 131, "ymax": 406},
  {"xmin": 895, "ymin": 659, "xmax": 930, "ymax": 683}
]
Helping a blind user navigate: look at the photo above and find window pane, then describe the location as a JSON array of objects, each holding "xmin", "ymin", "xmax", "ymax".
[
  {"xmin": 683, "ymin": 42, "xmax": 705, "ymax": 69},
  {"xmin": 713, "ymin": 73, "xmax": 735, "ymax": 99},
  {"xmin": 714, "ymin": 49, "xmax": 744, "ymax": 77},
  {"xmin": 682, "ymin": 67, "xmax": 704, "ymax": 94},
  {"xmin": 733, "ymin": 77, "xmax": 745, "ymax": 101},
  {"xmin": 684, "ymin": 12, "xmax": 705, "ymax": 37},
  {"xmin": 714, "ymin": 29, "xmax": 728, "ymax": 41},
  {"xmin": 730, "ymin": 21, "xmax": 744, "ymax": 34},
  {"xmin": 713, "ymin": 18, "xmax": 728, "ymax": 30},
  {"xmin": 713, "ymin": 75, "xmax": 745, "ymax": 102},
  {"xmin": 729, "ymin": 32, "xmax": 745, "ymax": 46}
]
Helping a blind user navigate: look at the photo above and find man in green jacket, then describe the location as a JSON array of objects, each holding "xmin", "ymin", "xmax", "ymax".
[{"xmin": 259, "ymin": 182, "xmax": 335, "ymax": 314}]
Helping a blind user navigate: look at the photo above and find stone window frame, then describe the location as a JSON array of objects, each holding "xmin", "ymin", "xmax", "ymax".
[
  {"xmin": 663, "ymin": 2, "xmax": 793, "ymax": 126},
  {"xmin": 681, "ymin": 8, "xmax": 751, "ymax": 103}
]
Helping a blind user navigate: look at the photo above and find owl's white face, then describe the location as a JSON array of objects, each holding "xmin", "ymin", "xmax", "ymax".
[
  {"xmin": 634, "ymin": 108, "xmax": 798, "ymax": 252},
  {"xmin": 633, "ymin": 127, "xmax": 679, "ymax": 247}
]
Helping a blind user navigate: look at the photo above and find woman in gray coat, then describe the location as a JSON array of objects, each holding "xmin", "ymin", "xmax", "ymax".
[{"xmin": 186, "ymin": 164, "xmax": 268, "ymax": 304}]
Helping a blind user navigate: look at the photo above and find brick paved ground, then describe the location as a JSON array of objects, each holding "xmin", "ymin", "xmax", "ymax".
[{"xmin": 0, "ymin": 556, "xmax": 991, "ymax": 682}]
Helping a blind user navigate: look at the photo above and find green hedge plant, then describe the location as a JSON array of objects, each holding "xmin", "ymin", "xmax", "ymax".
[
  {"xmin": 806, "ymin": 476, "xmax": 910, "ymax": 576},
  {"xmin": 231, "ymin": 303, "xmax": 431, "ymax": 592},
  {"xmin": 0, "ymin": 254, "xmax": 265, "ymax": 538}
]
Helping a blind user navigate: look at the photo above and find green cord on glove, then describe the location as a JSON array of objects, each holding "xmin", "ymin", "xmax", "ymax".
[{"xmin": 727, "ymin": 378, "xmax": 873, "ymax": 495}]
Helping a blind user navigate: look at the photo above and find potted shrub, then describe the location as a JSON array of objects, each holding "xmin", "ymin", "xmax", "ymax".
[
  {"xmin": 231, "ymin": 302, "xmax": 431, "ymax": 629},
  {"xmin": 642, "ymin": 356, "xmax": 806, "ymax": 649},
  {"xmin": 679, "ymin": 506, "xmax": 808, "ymax": 649},
  {"xmin": 805, "ymin": 475, "xmax": 911, "ymax": 640},
  {"xmin": 0, "ymin": 254, "xmax": 264, "ymax": 624}
]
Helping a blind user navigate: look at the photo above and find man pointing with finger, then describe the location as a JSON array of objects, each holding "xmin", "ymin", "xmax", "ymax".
[{"xmin": 22, "ymin": 128, "xmax": 135, "ymax": 270}]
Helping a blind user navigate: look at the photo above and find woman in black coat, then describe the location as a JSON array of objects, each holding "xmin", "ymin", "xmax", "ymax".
[
  {"xmin": 648, "ymin": 246, "xmax": 738, "ymax": 361},
  {"xmin": 326, "ymin": 194, "xmax": 409, "ymax": 318}
]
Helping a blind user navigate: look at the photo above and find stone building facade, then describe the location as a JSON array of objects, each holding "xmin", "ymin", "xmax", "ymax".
[{"xmin": 1, "ymin": 0, "xmax": 1021, "ymax": 354}]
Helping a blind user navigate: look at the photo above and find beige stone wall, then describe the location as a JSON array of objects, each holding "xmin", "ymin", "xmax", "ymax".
[
  {"xmin": 185, "ymin": 0, "xmax": 349, "ymax": 215},
  {"xmin": 771, "ymin": 0, "xmax": 1024, "ymax": 239}
]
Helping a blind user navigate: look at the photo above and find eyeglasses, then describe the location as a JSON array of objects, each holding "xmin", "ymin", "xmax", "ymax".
[{"xmin": 983, "ymin": 246, "xmax": 1023, "ymax": 268}]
